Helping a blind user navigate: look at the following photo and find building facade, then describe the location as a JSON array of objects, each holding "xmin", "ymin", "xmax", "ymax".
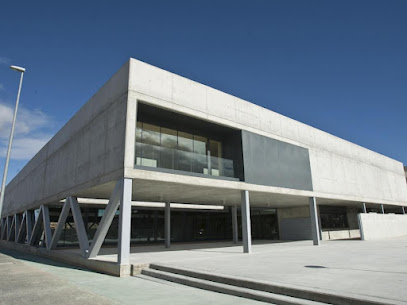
[{"xmin": 1, "ymin": 59, "xmax": 406, "ymax": 275}]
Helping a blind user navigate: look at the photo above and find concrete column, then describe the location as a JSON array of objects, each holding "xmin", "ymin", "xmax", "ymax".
[
  {"xmin": 380, "ymin": 204, "xmax": 385, "ymax": 214},
  {"xmin": 402, "ymin": 207, "xmax": 406, "ymax": 215},
  {"xmin": 165, "ymin": 202, "xmax": 170, "ymax": 248},
  {"xmin": 362, "ymin": 203, "xmax": 367, "ymax": 213},
  {"xmin": 241, "ymin": 190, "xmax": 252, "ymax": 253},
  {"xmin": 317, "ymin": 206, "xmax": 323, "ymax": 241},
  {"xmin": 309, "ymin": 197, "xmax": 320, "ymax": 246},
  {"xmin": 231, "ymin": 205, "xmax": 238, "ymax": 244},
  {"xmin": 118, "ymin": 178, "xmax": 132, "ymax": 265}
]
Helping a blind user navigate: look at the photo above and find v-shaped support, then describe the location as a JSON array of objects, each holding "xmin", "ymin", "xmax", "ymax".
[
  {"xmin": 87, "ymin": 180, "xmax": 123, "ymax": 259},
  {"xmin": 7, "ymin": 215, "xmax": 15, "ymax": 242},
  {"xmin": 50, "ymin": 197, "xmax": 89, "ymax": 257},
  {"xmin": 28, "ymin": 205, "xmax": 52, "ymax": 249},
  {"xmin": 16, "ymin": 213, "xmax": 26, "ymax": 243},
  {"xmin": 0, "ymin": 218, "xmax": 6, "ymax": 240}
]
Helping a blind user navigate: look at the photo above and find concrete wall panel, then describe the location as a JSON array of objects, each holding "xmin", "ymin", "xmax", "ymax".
[
  {"xmin": 128, "ymin": 58, "xmax": 407, "ymax": 205},
  {"xmin": 242, "ymin": 131, "xmax": 313, "ymax": 191},
  {"xmin": 2, "ymin": 61, "xmax": 130, "ymax": 216},
  {"xmin": 359, "ymin": 213, "xmax": 407, "ymax": 240}
]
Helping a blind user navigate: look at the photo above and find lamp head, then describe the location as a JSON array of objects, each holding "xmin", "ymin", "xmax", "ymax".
[{"xmin": 10, "ymin": 65, "xmax": 26, "ymax": 73}]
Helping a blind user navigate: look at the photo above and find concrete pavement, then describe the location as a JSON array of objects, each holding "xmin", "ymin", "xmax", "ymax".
[
  {"xmin": 128, "ymin": 238, "xmax": 407, "ymax": 304},
  {"xmin": 0, "ymin": 248, "xmax": 266, "ymax": 305},
  {"xmin": 0, "ymin": 250, "xmax": 116, "ymax": 305}
]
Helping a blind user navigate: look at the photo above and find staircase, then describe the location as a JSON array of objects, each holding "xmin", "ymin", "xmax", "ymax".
[{"xmin": 138, "ymin": 264, "xmax": 391, "ymax": 305}]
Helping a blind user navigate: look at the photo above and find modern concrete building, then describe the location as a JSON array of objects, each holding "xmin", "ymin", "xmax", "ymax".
[{"xmin": 1, "ymin": 58, "xmax": 407, "ymax": 276}]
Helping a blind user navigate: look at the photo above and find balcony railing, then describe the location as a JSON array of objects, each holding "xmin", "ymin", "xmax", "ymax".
[{"xmin": 135, "ymin": 142, "xmax": 235, "ymax": 178}]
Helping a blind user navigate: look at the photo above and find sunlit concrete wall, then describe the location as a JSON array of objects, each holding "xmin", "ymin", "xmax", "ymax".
[
  {"xmin": 359, "ymin": 213, "xmax": 407, "ymax": 240},
  {"xmin": 127, "ymin": 58, "xmax": 407, "ymax": 206},
  {"xmin": 2, "ymin": 62, "xmax": 130, "ymax": 216},
  {"xmin": 3, "ymin": 58, "xmax": 406, "ymax": 217}
]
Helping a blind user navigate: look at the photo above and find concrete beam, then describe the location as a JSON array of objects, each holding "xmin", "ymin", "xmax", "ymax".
[
  {"xmin": 88, "ymin": 179, "xmax": 122, "ymax": 259},
  {"xmin": 241, "ymin": 190, "xmax": 252, "ymax": 253},
  {"xmin": 14, "ymin": 214, "xmax": 21, "ymax": 242},
  {"xmin": 232, "ymin": 205, "xmax": 238, "ymax": 244},
  {"xmin": 7, "ymin": 215, "xmax": 15, "ymax": 242},
  {"xmin": 29, "ymin": 207, "xmax": 44, "ymax": 246},
  {"xmin": 42, "ymin": 206, "xmax": 52, "ymax": 250},
  {"xmin": 165, "ymin": 202, "xmax": 171, "ymax": 248},
  {"xmin": 69, "ymin": 197, "xmax": 90, "ymax": 257},
  {"xmin": 50, "ymin": 201, "xmax": 71, "ymax": 250},
  {"xmin": 0, "ymin": 218, "xmax": 6, "ymax": 240},
  {"xmin": 16, "ymin": 213, "xmax": 26, "ymax": 243},
  {"xmin": 309, "ymin": 197, "xmax": 321, "ymax": 246},
  {"xmin": 7, "ymin": 216, "xmax": 12, "ymax": 241},
  {"xmin": 25, "ymin": 210, "xmax": 34, "ymax": 243},
  {"xmin": 118, "ymin": 178, "xmax": 132, "ymax": 265}
]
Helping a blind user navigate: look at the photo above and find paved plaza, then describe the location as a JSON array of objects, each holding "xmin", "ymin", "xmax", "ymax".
[
  {"xmin": 0, "ymin": 248, "xmax": 264, "ymax": 305},
  {"xmin": 89, "ymin": 237, "xmax": 407, "ymax": 303},
  {"xmin": 2, "ymin": 237, "xmax": 407, "ymax": 304}
]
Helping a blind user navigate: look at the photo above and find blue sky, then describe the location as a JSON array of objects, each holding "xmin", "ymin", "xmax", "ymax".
[{"xmin": 0, "ymin": 0, "xmax": 406, "ymax": 183}]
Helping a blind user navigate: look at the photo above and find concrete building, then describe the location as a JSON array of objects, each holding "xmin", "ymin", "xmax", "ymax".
[{"xmin": 1, "ymin": 58, "xmax": 407, "ymax": 276}]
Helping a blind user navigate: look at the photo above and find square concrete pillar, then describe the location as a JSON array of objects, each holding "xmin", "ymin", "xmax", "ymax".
[
  {"xmin": 118, "ymin": 178, "xmax": 132, "ymax": 265},
  {"xmin": 231, "ymin": 205, "xmax": 238, "ymax": 244},
  {"xmin": 380, "ymin": 204, "xmax": 385, "ymax": 214},
  {"xmin": 241, "ymin": 190, "xmax": 252, "ymax": 253},
  {"xmin": 309, "ymin": 197, "xmax": 320, "ymax": 246},
  {"xmin": 402, "ymin": 207, "xmax": 406, "ymax": 215},
  {"xmin": 165, "ymin": 202, "xmax": 170, "ymax": 248},
  {"xmin": 362, "ymin": 203, "xmax": 367, "ymax": 213}
]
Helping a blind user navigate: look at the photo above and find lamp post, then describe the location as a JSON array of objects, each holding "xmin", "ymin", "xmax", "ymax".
[{"xmin": 0, "ymin": 65, "xmax": 26, "ymax": 218}]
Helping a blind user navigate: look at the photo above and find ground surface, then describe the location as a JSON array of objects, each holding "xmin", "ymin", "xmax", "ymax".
[
  {"xmin": 2, "ymin": 237, "xmax": 407, "ymax": 304},
  {"xmin": 81, "ymin": 238, "xmax": 407, "ymax": 304},
  {"xmin": 126, "ymin": 238, "xmax": 407, "ymax": 304},
  {"xmin": 0, "ymin": 248, "xmax": 265, "ymax": 305}
]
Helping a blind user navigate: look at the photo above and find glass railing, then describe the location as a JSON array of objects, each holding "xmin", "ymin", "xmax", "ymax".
[{"xmin": 135, "ymin": 142, "xmax": 235, "ymax": 178}]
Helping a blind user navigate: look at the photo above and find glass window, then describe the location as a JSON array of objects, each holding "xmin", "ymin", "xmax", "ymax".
[
  {"xmin": 140, "ymin": 143, "xmax": 159, "ymax": 167},
  {"xmin": 210, "ymin": 140, "xmax": 222, "ymax": 158},
  {"xmin": 209, "ymin": 140, "xmax": 222, "ymax": 175},
  {"xmin": 193, "ymin": 135, "xmax": 207, "ymax": 155},
  {"xmin": 134, "ymin": 121, "xmax": 233, "ymax": 177},
  {"xmin": 193, "ymin": 153, "xmax": 208, "ymax": 174},
  {"xmin": 178, "ymin": 132, "xmax": 193, "ymax": 152},
  {"xmin": 136, "ymin": 122, "xmax": 142, "ymax": 142},
  {"xmin": 161, "ymin": 128, "xmax": 177, "ymax": 149},
  {"xmin": 142, "ymin": 123, "xmax": 160, "ymax": 146}
]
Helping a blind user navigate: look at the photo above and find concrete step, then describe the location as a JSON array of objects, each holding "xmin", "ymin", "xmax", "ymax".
[
  {"xmin": 141, "ymin": 267, "xmax": 327, "ymax": 305},
  {"xmin": 146, "ymin": 264, "xmax": 394, "ymax": 305}
]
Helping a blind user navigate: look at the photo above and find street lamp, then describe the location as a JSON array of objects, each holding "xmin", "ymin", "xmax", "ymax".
[{"xmin": 0, "ymin": 65, "xmax": 26, "ymax": 218}]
